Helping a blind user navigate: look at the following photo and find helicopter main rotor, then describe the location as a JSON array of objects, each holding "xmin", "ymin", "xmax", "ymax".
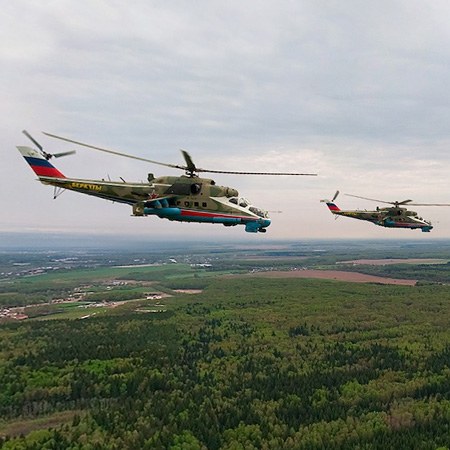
[
  {"xmin": 43, "ymin": 132, "xmax": 317, "ymax": 178},
  {"xmin": 345, "ymin": 193, "xmax": 450, "ymax": 207}
]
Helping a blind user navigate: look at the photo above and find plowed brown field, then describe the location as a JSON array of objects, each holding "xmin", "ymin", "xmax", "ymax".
[{"xmin": 250, "ymin": 270, "xmax": 416, "ymax": 285}]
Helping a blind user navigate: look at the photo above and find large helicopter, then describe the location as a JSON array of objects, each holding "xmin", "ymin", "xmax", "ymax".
[
  {"xmin": 17, "ymin": 131, "xmax": 316, "ymax": 233},
  {"xmin": 321, "ymin": 191, "xmax": 450, "ymax": 232}
]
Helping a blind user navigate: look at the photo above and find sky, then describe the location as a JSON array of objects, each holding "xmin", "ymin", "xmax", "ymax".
[{"xmin": 2, "ymin": 0, "xmax": 450, "ymax": 241}]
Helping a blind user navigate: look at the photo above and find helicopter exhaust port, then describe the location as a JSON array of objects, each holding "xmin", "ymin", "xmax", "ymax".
[{"xmin": 190, "ymin": 183, "xmax": 202, "ymax": 194}]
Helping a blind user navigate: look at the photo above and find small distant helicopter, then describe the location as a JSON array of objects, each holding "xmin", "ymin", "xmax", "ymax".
[
  {"xmin": 17, "ymin": 131, "xmax": 317, "ymax": 233},
  {"xmin": 321, "ymin": 191, "xmax": 450, "ymax": 232}
]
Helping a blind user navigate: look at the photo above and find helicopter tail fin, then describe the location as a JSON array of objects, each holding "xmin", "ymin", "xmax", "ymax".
[
  {"xmin": 320, "ymin": 199, "xmax": 341, "ymax": 213},
  {"xmin": 325, "ymin": 202, "xmax": 340, "ymax": 212},
  {"xmin": 17, "ymin": 146, "xmax": 66, "ymax": 179},
  {"xmin": 320, "ymin": 191, "xmax": 340, "ymax": 213}
]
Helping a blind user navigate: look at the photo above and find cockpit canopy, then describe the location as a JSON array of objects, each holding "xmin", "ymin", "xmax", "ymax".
[{"xmin": 229, "ymin": 197, "xmax": 269, "ymax": 218}]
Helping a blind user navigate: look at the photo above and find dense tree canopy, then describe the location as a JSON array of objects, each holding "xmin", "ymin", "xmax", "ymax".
[{"xmin": 2, "ymin": 277, "xmax": 450, "ymax": 449}]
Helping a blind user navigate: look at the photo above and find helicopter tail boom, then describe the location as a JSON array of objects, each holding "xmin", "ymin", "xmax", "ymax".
[{"xmin": 17, "ymin": 146, "xmax": 66, "ymax": 179}]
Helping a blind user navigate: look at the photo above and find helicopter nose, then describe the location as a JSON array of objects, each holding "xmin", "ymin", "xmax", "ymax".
[
  {"xmin": 261, "ymin": 219, "xmax": 271, "ymax": 228},
  {"xmin": 259, "ymin": 219, "xmax": 271, "ymax": 233},
  {"xmin": 244, "ymin": 218, "xmax": 271, "ymax": 233}
]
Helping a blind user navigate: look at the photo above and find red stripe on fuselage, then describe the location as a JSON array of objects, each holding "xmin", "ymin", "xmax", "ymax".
[
  {"xmin": 180, "ymin": 209, "xmax": 255, "ymax": 220},
  {"xmin": 391, "ymin": 222, "xmax": 423, "ymax": 228}
]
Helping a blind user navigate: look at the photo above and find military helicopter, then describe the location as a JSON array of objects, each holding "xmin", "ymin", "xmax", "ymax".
[
  {"xmin": 321, "ymin": 191, "xmax": 450, "ymax": 232},
  {"xmin": 17, "ymin": 131, "xmax": 316, "ymax": 233}
]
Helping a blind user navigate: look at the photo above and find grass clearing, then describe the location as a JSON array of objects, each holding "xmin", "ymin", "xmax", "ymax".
[{"xmin": 0, "ymin": 410, "xmax": 82, "ymax": 438}]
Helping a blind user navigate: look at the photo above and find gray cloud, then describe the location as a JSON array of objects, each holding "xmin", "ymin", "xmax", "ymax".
[{"xmin": 3, "ymin": 0, "xmax": 450, "ymax": 239}]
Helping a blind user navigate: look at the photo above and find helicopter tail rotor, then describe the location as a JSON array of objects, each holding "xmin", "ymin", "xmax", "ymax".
[
  {"xmin": 23, "ymin": 130, "xmax": 76, "ymax": 160},
  {"xmin": 320, "ymin": 190, "xmax": 340, "ymax": 204},
  {"xmin": 320, "ymin": 191, "xmax": 341, "ymax": 213}
]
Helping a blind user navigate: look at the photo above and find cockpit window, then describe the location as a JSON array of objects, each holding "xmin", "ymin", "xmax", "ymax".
[
  {"xmin": 239, "ymin": 198, "xmax": 249, "ymax": 207},
  {"xmin": 249, "ymin": 206, "xmax": 268, "ymax": 218},
  {"xmin": 229, "ymin": 197, "xmax": 249, "ymax": 207},
  {"xmin": 230, "ymin": 197, "xmax": 268, "ymax": 218}
]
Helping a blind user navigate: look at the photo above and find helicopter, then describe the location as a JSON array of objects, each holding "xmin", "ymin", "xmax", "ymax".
[
  {"xmin": 321, "ymin": 191, "xmax": 450, "ymax": 232},
  {"xmin": 17, "ymin": 131, "xmax": 317, "ymax": 233}
]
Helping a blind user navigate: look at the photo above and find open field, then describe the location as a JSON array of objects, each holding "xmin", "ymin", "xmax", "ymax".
[
  {"xmin": 248, "ymin": 269, "xmax": 417, "ymax": 285},
  {"xmin": 0, "ymin": 411, "xmax": 81, "ymax": 438},
  {"xmin": 338, "ymin": 258, "xmax": 449, "ymax": 265}
]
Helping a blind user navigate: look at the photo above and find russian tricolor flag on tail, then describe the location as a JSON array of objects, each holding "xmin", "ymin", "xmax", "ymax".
[
  {"xmin": 326, "ymin": 202, "xmax": 340, "ymax": 212},
  {"xmin": 320, "ymin": 190, "xmax": 341, "ymax": 212},
  {"xmin": 17, "ymin": 146, "xmax": 66, "ymax": 179}
]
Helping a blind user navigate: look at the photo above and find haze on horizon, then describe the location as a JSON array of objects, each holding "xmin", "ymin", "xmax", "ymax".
[{"xmin": 2, "ymin": 1, "xmax": 450, "ymax": 240}]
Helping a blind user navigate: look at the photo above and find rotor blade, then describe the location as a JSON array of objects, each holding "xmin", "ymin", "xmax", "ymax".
[
  {"xmin": 344, "ymin": 194, "xmax": 450, "ymax": 207},
  {"xmin": 396, "ymin": 200, "xmax": 413, "ymax": 205},
  {"xmin": 195, "ymin": 168, "xmax": 317, "ymax": 176},
  {"xmin": 43, "ymin": 132, "xmax": 317, "ymax": 175},
  {"xmin": 407, "ymin": 203, "xmax": 450, "ymax": 207},
  {"xmin": 180, "ymin": 149, "xmax": 197, "ymax": 173},
  {"xmin": 344, "ymin": 193, "xmax": 394, "ymax": 205},
  {"xmin": 332, "ymin": 190, "xmax": 340, "ymax": 202},
  {"xmin": 180, "ymin": 146, "xmax": 316, "ymax": 175},
  {"xmin": 43, "ymin": 132, "xmax": 186, "ymax": 170},
  {"xmin": 23, "ymin": 130, "xmax": 43, "ymax": 152},
  {"xmin": 53, "ymin": 150, "xmax": 76, "ymax": 158}
]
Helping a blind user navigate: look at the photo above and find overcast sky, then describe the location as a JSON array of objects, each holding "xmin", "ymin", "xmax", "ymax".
[{"xmin": 2, "ymin": 0, "xmax": 450, "ymax": 241}]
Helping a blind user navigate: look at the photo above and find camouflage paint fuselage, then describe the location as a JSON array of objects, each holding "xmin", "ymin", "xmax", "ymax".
[
  {"xmin": 324, "ymin": 201, "xmax": 433, "ymax": 232},
  {"xmin": 18, "ymin": 146, "xmax": 270, "ymax": 233}
]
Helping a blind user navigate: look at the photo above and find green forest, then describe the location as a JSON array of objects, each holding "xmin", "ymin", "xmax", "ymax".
[{"xmin": 2, "ymin": 274, "xmax": 450, "ymax": 449}]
